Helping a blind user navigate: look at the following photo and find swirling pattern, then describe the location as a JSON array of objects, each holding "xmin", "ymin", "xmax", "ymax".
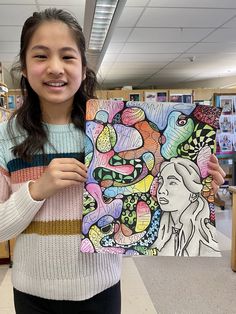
[{"xmin": 82, "ymin": 100, "xmax": 221, "ymax": 256}]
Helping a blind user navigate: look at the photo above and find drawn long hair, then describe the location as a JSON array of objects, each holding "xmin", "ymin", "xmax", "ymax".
[{"xmin": 156, "ymin": 157, "xmax": 219, "ymax": 256}]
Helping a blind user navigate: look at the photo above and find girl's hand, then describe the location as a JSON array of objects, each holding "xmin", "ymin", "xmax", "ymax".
[
  {"xmin": 29, "ymin": 158, "xmax": 87, "ymax": 201},
  {"xmin": 207, "ymin": 154, "xmax": 226, "ymax": 194}
]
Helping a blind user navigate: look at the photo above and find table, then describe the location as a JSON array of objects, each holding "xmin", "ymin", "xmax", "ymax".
[{"xmin": 229, "ymin": 186, "xmax": 236, "ymax": 271}]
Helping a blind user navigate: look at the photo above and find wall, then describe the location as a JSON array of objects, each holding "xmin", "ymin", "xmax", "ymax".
[{"xmin": 96, "ymin": 88, "xmax": 236, "ymax": 102}]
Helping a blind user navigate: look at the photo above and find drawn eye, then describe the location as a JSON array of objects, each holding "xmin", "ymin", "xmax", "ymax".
[
  {"xmin": 177, "ymin": 115, "xmax": 187, "ymax": 126},
  {"xmin": 101, "ymin": 224, "xmax": 113, "ymax": 234},
  {"xmin": 169, "ymin": 181, "xmax": 178, "ymax": 186}
]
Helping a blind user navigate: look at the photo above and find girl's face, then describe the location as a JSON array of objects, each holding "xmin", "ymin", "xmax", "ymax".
[
  {"xmin": 157, "ymin": 163, "xmax": 192, "ymax": 213},
  {"xmin": 23, "ymin": 20, "xmax": 84, "ymax": 110}
]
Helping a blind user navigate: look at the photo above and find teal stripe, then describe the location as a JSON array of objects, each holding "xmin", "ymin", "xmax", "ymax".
[{"xmin": 7, "ymin": 152, "xmax": 85, "ymax": 172}]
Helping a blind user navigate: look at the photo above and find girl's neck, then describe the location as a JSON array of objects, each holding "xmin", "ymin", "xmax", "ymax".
[{"xmin": 41, "ymin": 102, "xmax": 72, "ymax": 125}]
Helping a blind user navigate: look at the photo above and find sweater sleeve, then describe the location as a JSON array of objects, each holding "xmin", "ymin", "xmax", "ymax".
[
  {"xmin": 0, "ymin": 170, "xmax": 45, "ymax": 242},
  {"xmin": 0, "ymin": 121, "xmax": 45, "ymax": 241}
]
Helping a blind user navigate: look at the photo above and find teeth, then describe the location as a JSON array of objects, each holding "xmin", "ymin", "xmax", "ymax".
[{"xmin": 46, "ymin": 82, "xmax": 65, "ymax": 87}]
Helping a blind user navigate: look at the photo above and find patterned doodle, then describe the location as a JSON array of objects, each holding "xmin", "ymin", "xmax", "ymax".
[{"xmin": 81, "ymin": 100, "xmax": 222, "ymax": 257}]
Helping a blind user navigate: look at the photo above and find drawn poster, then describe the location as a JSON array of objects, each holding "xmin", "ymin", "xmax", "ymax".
[
  {"xmin": 8, "ymin": 95, "xmax": 15, "ymax": 109},
  {"xmin": 145, "ymin": 91, "xmax": 156, "ymax": 102},
  {"xmin": 0, "ymin": 107, "xmax": 11, "ymax": 122},
  {"xmin": 157, "ymin": 92, "xmax": 167, "ymax": 102},
  {"xmin": 81, "ymin": 100, "xmax": 221, "ymax": 257},
  {"xmin": 219, "ymin": 133, "xmax": 233, "ymax": 153},
  {"xmin": 129, "ymin": 93, "xmax": 140, "ymax": 101},
  {"xmin": 220, "ymin": 97, "xmax": 233, "ymax": 114}
]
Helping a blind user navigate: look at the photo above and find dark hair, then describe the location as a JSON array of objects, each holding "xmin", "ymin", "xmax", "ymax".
[{"xmin": 9, "ymin": 8, "xmax": 97, "ymax": 161}]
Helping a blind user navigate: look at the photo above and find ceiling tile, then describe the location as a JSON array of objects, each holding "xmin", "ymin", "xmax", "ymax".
[
  {"xmin": 122, "ymin": 42, "xmax": 194, "ymax": 54},
  {"xmin": 187, "ymin": 42, "xmax": 236, "ymax": 53},
  {"xmin": 117, "ymin": 7, "xmax": 144, "ymax": 27},
  {"xmin": 128, "ymin": 28, "xmax": 213, "ymax": 43},
  {"xmin": 126, "ymin": 0, "xmax": 149, "ymax": 6},
  {"xmin": 137, "ymin": 8, "xmax": 236, "ymax": 27},
  {"xmin": 0, "ymin": 53, "xmax": 18, "ymax": 62},
  {"xmin": 222, "ymin": 16, "xmax": 236, "ymax": 27},
  {"xmin": 103, "ymin": 66, "xmax": 159, "ymax": 76},
  {"xmin": 0, "ymin": 41, "xmax": 19, "ymax": 53},
  {"xmin": 116, "ymin": 53, "xmax": 179, "ymax": 62},
  {"xmin": 202, "ymin": 28, "xmax": 236, "ymax": 42},
  {"xmin": 0, "ymin": 5, "xmax": 38, "ymax": 25},
  {"xmin": 0, "ymin": 26, "xmax": 22, "ymax": 41},
  {"xmin": 38, "ymin": 0, "xmax": 85, "ymax": 4},
  {"xmin": 102, "ymin": 53, "xmax": 119, "ymax": 63},
  {"xmin": 148, "ymin": 0, "xmax": 236, "ymax": 8},
  {"xmin": 106, "ymin": 43, "xmax": 124, "ymax": 53},
  {"xmin": 110, "ymin": 28, "xmax": 133, "ymax": 43},
  {"xmin": 0, "ymin": 0, "xmax": 35, "ymax": 3}
]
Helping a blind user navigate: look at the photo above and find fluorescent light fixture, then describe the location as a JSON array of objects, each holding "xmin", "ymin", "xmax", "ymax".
[{"xmin": 88, "ymin": 0, "xmax": 119, "ymax": 51}]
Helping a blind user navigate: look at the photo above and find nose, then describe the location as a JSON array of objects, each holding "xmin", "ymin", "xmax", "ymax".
[
  {"xmin": 47, "ymin": 57, "xmax": 64, "ymax": 75},
  {"xmin": 158, "ymin": 183, "xmax": 168, "ymax": 196}
]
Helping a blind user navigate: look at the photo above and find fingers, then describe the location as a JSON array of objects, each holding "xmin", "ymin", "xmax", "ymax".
[
  {"xmin": 57, "ymin": 163, "xmax": 87, "ymax": 180},
  {"xmin": 49, "ymin": 158, "xmax": 87, "ymax": 182},
  {"xmin": 59, "ymin": 170, "xmax": 87, "ymax": 183},
  {"xmin": 53, "ymin": 158, "xmax": 87, "ymax": 171},
  {"xmin": 208, "ymin": 168, "xmax": 225, "ymax": 186},
  {"xmin": 208, "ymin": 155, "xmax": 226, "ymax": 178},
  {"xmin": 211, "ymin": 180, "xmax": 219, "ymax": 195},
  {"xmin": 207, "ymin": 154, "xmax": 226, "ymax": 194}
]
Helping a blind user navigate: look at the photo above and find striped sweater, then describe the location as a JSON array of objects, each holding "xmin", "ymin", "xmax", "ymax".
[{"xmin": 0, "ymin": 120, "xmax": 122, "ymax": 300}]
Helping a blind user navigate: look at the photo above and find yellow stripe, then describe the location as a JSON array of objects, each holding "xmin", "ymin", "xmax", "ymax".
[{"xmin": 22, "ymin": 219, "xmax": 82, "ymax": 235}]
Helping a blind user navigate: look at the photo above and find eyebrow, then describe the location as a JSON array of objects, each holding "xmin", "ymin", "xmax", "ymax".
[
  {"xmin": 31, "ymin": 45, "xmax": 78, "ymax": 53},
  {"xmin": 167, "ymin": 175, "xmax": 181, "ymax": 182}
]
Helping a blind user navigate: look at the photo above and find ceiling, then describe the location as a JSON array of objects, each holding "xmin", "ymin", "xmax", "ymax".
[{"xmin": 2, "ymin": 0, "xmax": 236, "ymax": 90}]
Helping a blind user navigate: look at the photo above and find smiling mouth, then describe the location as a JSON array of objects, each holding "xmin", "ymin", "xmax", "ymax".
[
  {"xmin": 158, "ymin": 197, "xmax": 169, "ymax": 204},
  {"xmin": 44, "ymin": 82, "xmax": 67, "ymax": 87}
]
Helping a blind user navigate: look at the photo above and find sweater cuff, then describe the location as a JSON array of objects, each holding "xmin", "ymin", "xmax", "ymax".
[{"xmin": 26, "ymin": 181, "xmax": 46, "ymax": 203}]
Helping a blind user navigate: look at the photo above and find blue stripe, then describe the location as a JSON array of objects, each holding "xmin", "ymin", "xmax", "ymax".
[{"xmin": 7, "ymin": 152, "xmax": 85, "ymax": 172}]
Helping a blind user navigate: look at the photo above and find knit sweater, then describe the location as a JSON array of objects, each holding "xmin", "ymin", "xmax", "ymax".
[{"xmin": 0, "ymin": 120, "xmax": 122, "ymax": 300}]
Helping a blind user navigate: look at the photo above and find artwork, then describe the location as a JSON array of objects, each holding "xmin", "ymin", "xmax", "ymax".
[
  {"xmin": 183, "ymin": 94, "xmax": 192, "ymax": 103},
  {"xmin": 220, "ymin": 97, "xmax": 233, "ymax": 114},
  {"xmin": 145, "ymin": 91, "xmax": 156, "ymax": 102},
  {"xmin": 157, "ymin": 92, "xmax": 167, "ymax": 102},
  {"xmin": 170, "ymin": 94, "xmax": 183, "ymax": 103},
  {"xmin": 0, "ymin": 107, "xmax": 11, "ymax": 122},
  {"xmin": 215, "ymin": 95, "xmax": 236, "ymax": 154},
  {"xmin": 15, "ymin": 95, "xmax": 23, "ymax": 109},
  {"xmin": 8, "ymin": 95, "xmax": 15, "ymax": 109},
  {"xmin": 0, "ymin": 97, "xmax": 4, "ymax": 107},
  {"xmin": 129, "ymin": 94, "xmax": 140, "ymax": 101},
  {"xmin": 219, "ymin": 115, "xmax": 232, "ymax": 133},
  {"xmin": 81, "ymin": 100, "xmax": 221, "ymax": 257},
  {"xmin": 219, "ymin": 133, "xmax": 233, "ymax": 153}
]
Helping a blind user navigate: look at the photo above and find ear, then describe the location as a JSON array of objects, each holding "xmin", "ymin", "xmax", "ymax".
[
  {"xmin": 21, "ymin": 68, "xmax": 27, "ymax": 78},
  {"xmin": 189, "ymin": 193, "xmax": 198, "ymax": 203}
]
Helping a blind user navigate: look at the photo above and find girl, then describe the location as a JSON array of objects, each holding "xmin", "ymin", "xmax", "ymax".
[
  {"xmin": 0, "ymin": 8, "xmax": 121, "ymax": 314},
  {"xmin": 155, "ymin": 157, "xmax": 221, "ymax": 256},
  {"xmin": 0, "ymin": 7, "xmax": 225, "ymax": 314}
]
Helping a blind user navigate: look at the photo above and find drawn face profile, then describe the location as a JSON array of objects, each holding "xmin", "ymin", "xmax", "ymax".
[{"xmin": 157, "ymin": 163, "xmax": 192, "ymax": 213}]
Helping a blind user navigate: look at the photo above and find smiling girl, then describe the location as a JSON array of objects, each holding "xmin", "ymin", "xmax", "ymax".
[
  {"xmin": 0, "ymin": 8, "xmax": 121, "ymax": 314},
  {"xmin": 0, "ymin": 7, "xmax": 226, "ymax": 314}
]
